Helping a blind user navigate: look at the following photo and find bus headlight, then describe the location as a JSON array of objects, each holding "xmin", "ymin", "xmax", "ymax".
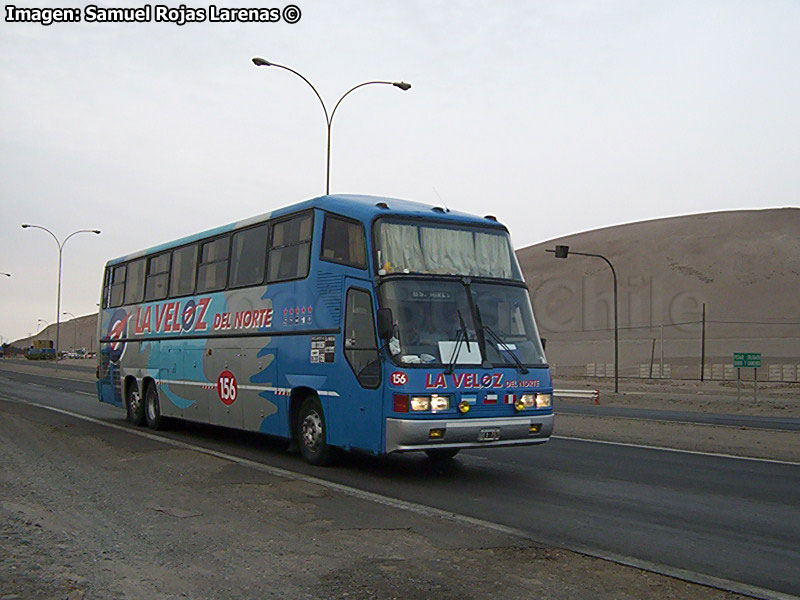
[
  {"xmin": 430, "ymin": 394, "xmax": 449, "ymax": 412},
  {"xmin": 411, "ymin": 396, "xmax": 431, "ymax": 411},
  {"xmin": 519, "ymin": 393, "xmax": 537, "ymax": 408},
  {"xmin": 410, "ymin": 395, "xmax": 450, "ymax": 412},
  {"xmin": 535, "ymin": 393, "xmax": 552, "ymax": 408}
]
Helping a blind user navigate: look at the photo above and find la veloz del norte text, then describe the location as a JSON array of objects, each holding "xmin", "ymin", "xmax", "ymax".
[{"xmin": 4, "ymin": 4, "xmax": 302, "ymax": 26}]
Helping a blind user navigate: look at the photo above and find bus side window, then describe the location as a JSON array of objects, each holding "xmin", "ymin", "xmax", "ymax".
[
  {"xmin": 197, "ymin": 237, "xmax": 230, "ymax": 293},
  {"xmin": 229, "ymin": 224, "xmax": 268, "ymax": 288},
  {"xmin": 321, "ymin": 215, "xmax": 367, "ymax": 269},
  {"xmin": 124, "ymin": 258, "xmax": 146, "ymax": 305},
  {"xmin": 268, "ymin": 213, "xmax": 312, "ymax": 282},
  {"xmin": 109, "ymin": 265, "xmax": 126, "ymax": 308},
  {"xmin": 170, "ymin": 244, "xmax": 198, "ymax": 297},
  {"xmin": 102, "ymin": 267, "xmax": 111, "ymax": 309},
  {"xmin": 145, "ymin": 252, "xmax": 171, "ymax": 302}
]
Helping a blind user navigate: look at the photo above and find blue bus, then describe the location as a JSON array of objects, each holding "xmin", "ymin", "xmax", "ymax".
[{"xmin": 97, "ymin": 195, "xmax": 553, "ymax": 464}]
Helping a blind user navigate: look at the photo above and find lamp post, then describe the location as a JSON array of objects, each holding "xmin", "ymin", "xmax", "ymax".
[
  {"xmin": 1, "ymin": 272, "xmax": 10, "ymax": 277},
  {"xmin": 22, "ymin": 224, "xmax": 101, "ymax": 362},
  {"xmin": 547, "ymin": 245, "xmax": 620, "ymax": 393},
  {"xmin": 251, "ymin": 57, "xmax": 411, "ymax": 195}
]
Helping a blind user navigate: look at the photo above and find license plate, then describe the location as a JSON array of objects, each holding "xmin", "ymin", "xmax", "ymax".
[{"xmin": 478, "ymin": 428, "xmax": 500, "ymax": 442}]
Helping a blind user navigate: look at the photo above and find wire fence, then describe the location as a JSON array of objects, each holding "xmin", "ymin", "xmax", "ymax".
[{"xmin": 545, "ymin": 319, "xmax": 800, "ymax": 382}]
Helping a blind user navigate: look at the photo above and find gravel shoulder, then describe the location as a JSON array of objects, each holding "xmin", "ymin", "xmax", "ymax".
[
  {"xmin": 0, "ymin": 399, "xmax": 747, "ymax": 600},
  {"xmin": 554, "ymin": 375, "xmax": 800, "ymax": 418}
]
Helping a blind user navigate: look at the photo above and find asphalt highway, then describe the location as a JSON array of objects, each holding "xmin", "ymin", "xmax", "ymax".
[{"xmin": 1, "ymin": 367, "xmax": 798, "ymax": 598}]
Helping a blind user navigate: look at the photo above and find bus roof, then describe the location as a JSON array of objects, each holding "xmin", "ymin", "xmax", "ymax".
[{"xmin": 105, "ymin": 194, "xmax": 507, "ymax": 266}]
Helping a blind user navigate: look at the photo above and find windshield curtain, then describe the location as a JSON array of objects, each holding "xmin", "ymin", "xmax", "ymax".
[
  {"xmin": 376, "ymin": 220, "xmax": 521, "ymax": 280},
  {"xmin": 379, "ymin": 279, "xmax": 546, "ymax": 367}
]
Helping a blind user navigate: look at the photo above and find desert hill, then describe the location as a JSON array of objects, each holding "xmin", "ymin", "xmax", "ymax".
[{"xmin": 516, "ymin": 207, "xmax": 800, "ymax": 378}]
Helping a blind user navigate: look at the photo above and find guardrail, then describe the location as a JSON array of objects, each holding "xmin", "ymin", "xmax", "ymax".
[{"xmin": 554, "ymin": 389, "xmax": 600, "ymax": 404}]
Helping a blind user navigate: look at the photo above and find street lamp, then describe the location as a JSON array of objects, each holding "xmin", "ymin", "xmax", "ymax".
[
  {"xmin": 37, "ymin": 318, "xmax": 48, "ymax": 332},
  {"xmin": 1, "ymin": 272, "xmax": 10, "ymax": 277},
  {"xmin": 22, "ymin": 224, "xmax": 101, "ymax": 362},
  {"xmin": 251, "ymin": 57, "xmax": 411, "ymax": 194},
  {"xmin": 63, "ymin": 312, "xmax": 76, "ymax": 320},
  {"xmin": 547, "ymin": 245, "xmax": 620, "ymax": 393}
]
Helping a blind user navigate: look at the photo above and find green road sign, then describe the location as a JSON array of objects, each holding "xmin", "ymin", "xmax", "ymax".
[{"xmin": 733, "ymin": 352, "xmax": 761, "ymax": 368}]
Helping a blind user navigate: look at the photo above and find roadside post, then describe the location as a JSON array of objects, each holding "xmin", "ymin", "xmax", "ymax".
[{"xmin": 733, "ymin": 352, "xmax": 761, "ymax": 402}]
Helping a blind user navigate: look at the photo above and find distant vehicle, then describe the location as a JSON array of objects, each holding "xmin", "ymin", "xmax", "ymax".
[
  {"xmin": 97, "ymin": 195, "xmax": 553, "ymax": 464},
  {"xmin": 27, "ymin": 339, "xmax": 56, "ymax": 360}
]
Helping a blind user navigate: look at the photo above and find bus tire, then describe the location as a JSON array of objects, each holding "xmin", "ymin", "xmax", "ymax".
[
  {"xmin": 125, "ymin": 380, "xmax": 146, "ymax": 426},
  {"xmin": 297, "ymin": 396, "xmax": 339, "ymax": 466},
  {"xmin": 424, "ymin": 448, "xmax": 460, "ymax": 461},
  {"xmin": 144, "ymin": 383, "xmax": 166, "ymax": 430}
]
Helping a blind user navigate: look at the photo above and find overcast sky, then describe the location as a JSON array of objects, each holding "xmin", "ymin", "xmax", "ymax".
[{"xmin": 1, "ymin": 0, "xmax": 798, "ymax": 343}]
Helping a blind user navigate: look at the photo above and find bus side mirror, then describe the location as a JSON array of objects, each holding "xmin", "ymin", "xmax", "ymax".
[{"xmin": 377, "ymin": 308, "xmax": 394, "ymax": 339}]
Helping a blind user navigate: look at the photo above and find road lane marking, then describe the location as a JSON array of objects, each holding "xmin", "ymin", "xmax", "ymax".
[
  {"xmin": 1, "ymin": 394, "xmax": 797, "ymax": 600},
  {"xmin": 552, "ymin": 435, "xmax": 800, "ymax": 467}
]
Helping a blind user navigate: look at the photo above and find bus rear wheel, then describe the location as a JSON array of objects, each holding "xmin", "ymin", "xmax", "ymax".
[
  {"xmin": 297, "ymin": 396, "xmax": 339, "ymax": 466},
  {"xmin": 424, "ymin": 448, "xmax": 460, "ymax": 461},
  {"xmin": 145, "ymin": 383, "xmax": 166, "ymax": 430},
  {"xmin": 126, "ymin": 381, "xmax": 145, "ymax": 426}
]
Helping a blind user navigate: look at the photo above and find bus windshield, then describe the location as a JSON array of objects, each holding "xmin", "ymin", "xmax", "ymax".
[
  {"xmin": 376, "ymin": 219, "xmax": 522, "ymax": 280},
  {"xmin": 378, "ymin": 279, "xmax": 546, "ymax": 367}
]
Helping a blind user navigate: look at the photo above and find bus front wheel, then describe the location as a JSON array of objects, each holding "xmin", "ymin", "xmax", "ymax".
[
  {"xmin": 297, "ymin": 396, "xmax": 339, "ymax": 466},
  {"xmin": 145, "ymin": 383, "xmax": 166, "ymax": 430},
  {"xmin": 126, "ymin": 381, "xmax": 145, "ymax": 426}
]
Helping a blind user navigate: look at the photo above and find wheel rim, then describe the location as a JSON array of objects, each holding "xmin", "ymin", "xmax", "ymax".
[
  {"xmin": 129, "ymin": 390, "xmax": 141, "ymax": 414},
  {"xmin": 301, "ymin": 411, "xmax": 323, "ymax": 450},
  {"xmin": 147, "ymin": 392, "xmax": 157, "ymax": 421}
]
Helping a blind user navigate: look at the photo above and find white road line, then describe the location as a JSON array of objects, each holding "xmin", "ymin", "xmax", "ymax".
[
  {"xmin": 75, "ymin": 391, "xmax": 95, "ymax": 397},
  {"xmin": 552, "ymin": 435, "xmax": 800, "ymax": 467},
  {"xmin": 0, "ymin": 394, "xmax": 796, "ymax": 600}
]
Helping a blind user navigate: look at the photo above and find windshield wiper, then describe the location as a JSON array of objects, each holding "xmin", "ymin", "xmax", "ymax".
[
  {"xmin": 479, "ymin": 319, "xmax": 529, "ymax": 375},
  {"xmin": 445, "ymin": 310, "xmax": 470, "ymax": 375},
  {"xmin": 458, "ymin": 310, "xmax": 471, "ymax": 353}
]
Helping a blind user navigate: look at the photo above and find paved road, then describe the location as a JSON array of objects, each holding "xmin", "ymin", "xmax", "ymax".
[{"xmin": 1, "ymin": 368, "xmax": 798, "ymax": 598}]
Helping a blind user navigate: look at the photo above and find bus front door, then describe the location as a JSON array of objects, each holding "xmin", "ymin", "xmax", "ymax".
[{"xmin": 340, "ymin": 283, "xmax": 383, "ymax": 452}]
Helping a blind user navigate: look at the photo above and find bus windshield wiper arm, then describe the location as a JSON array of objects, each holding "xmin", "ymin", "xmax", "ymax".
[
  {"xmin": 445, "ymin": 310, "xmax": 469, "ymax": 375},
  {"xmin": 483, "ymin": 324, "xmax": 528, "ymax": 374},
  {"xmin": 458, "ymin": 310, "xmax": 471, "ymax": 353}
]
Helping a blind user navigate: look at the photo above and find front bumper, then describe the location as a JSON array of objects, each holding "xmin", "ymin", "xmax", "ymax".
[{"xmin": 385, "ymin": 413, "xmax": 554, "ymax": 453}]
